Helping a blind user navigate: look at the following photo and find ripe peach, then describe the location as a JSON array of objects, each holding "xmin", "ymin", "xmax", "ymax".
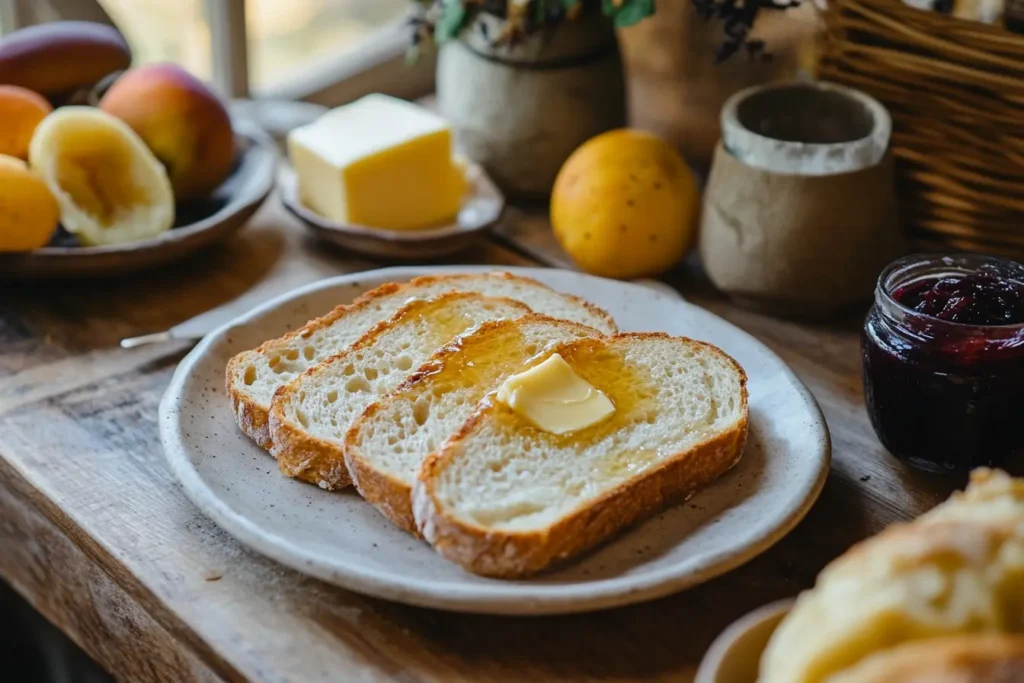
[
  {"xmin": 99, "ymin": 63, "xmax": 235, "ymax": 201},
  {"xmin": 0, "ymin": 85, "xmax": 52, "ymax": 159},
  {"xmin": 0, "ymin": 21, "xmax": 131, "ymax": 96},
  {"xmin": 0, "ymin": 155, "xmax": 59, "ymax": 252}
]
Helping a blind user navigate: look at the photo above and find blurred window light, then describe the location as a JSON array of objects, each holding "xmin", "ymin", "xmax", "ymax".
[{"xmin": 97, "ymin": 0, "xmax": 410, "ymax": 88}]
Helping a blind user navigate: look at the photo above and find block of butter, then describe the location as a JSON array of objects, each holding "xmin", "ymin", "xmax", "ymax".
[
  {"xmin": 496, "ymin": 353, "xmax": 615, "ymax": 435},
  {"xmin": 288, "ymin": 94, "xmax": 467, "ymax": 231}
]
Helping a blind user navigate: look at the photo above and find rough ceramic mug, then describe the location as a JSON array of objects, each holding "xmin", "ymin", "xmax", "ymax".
[{"xmin": 699, "ymin": 81, "xmax": 907, "ymax": 318}]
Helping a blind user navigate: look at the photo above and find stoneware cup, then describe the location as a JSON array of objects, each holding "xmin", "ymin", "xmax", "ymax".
[
  {"xmin": 699, "ymin": 81, "xmax": 907, "ymax": 319},
  {"xmin": 695, "ymin": 599, "xmax": 794, "ymax": 683}
]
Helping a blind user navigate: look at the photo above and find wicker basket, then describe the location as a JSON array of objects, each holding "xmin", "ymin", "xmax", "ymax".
[{"xmin": 819, "ymin": 0, "xmax": 1024, "ymax": 257}]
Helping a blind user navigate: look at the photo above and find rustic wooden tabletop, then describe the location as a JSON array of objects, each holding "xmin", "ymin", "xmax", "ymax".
[{"xmin": 0, "ymin": 200, "xmax": 960, "ymax": 683}]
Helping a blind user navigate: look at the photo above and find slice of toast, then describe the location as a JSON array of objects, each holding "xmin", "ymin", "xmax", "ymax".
[
  {"xmin": 269, "ymin": 293, "xmax": 533, "ymax": 490},
  {"xmin": 226, "ymin": 272, "xmax": 616, "ymax": 449},
  {"xmin": 345, "ymin": 315, "xmax": 602, "ymax": 534},
  {"xmin": 412, "ymin": 333, "xmax": 749, "ymax": 578}
]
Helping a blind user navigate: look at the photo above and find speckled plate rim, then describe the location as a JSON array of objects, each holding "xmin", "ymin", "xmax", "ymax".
[{"xmin": 160, "ymin": 266, "xmax": 831, "ymax": 615}]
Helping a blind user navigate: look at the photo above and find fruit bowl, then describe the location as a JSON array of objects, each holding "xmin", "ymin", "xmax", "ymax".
[
  {"xmin": 0, "ymin": 118, "xmax": 276, "ymax": 280},
  {"xmin": 278, "ymin": 161, "xmax": 505, "ymax": 260}
]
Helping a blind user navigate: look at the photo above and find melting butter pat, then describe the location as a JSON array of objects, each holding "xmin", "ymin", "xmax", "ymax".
[
  {"xmin": 288, "ymin": 94, "xmax": 466, "ymax": 231},
  {"xmin": 496, "ymin": 353, "xmax": 615, "ymax": 434}
]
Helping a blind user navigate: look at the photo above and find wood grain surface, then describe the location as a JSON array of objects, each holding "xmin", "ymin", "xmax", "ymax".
[{"xmin": 0, "ymin": 200, "xmax": 960, "ymax": 683}]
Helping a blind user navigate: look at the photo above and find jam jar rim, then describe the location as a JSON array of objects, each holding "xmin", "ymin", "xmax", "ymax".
[{"xmin": 875, "ymin": 252, "xmax": 1024, "ymax": 331}]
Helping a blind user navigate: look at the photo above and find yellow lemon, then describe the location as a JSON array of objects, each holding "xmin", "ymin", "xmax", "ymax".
[
  {"xmin": 551, "ymin": 129, "xmax": 698, "ymax": 279},
  {"xmin": 29, "ymin": 107, "xmax": 174, "ymax": 247}
]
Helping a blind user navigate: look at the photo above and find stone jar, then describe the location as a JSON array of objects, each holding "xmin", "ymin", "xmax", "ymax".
[
  {"xmin": 699, "ymin": 82, "xmax": 907, "ymax": 319},
  {"xmin": 437, "ymin": 11, "xmax": 626, "ymax": 200}
]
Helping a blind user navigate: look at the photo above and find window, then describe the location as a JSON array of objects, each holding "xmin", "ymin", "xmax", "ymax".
[
  {"xmin": 5, "ymin": 0, "xmax": 431, "ymax": 104},
  {"xmin": 99, "ymin": 0, "xmax": 212, "ymax": 80},
  {"xmin": 245, "ymin": 0, "xmax": 410, "ymax": 89}
]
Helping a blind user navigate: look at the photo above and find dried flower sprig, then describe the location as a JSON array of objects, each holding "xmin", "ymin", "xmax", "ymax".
[
  {"xmin": 409, "ymin": 0, "xmax": 803, "ymax": 62},
  {"xmin": 690, "ymin": 0, "xmax": 803, "ymax": 62},
  {"xmin": 410, "ymin": 0, "xmax": 656, "ymax": 48}
]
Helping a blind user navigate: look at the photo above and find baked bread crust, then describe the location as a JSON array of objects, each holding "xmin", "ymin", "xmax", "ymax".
[{"xmin": 826, "ymin": 636, "xmax": 1024, "ymax": 683}]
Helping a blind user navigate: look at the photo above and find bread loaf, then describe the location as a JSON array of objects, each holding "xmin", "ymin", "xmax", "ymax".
[{"xmin": 759, "ymin": 469, "xmax": 1024, "ymax": 683}]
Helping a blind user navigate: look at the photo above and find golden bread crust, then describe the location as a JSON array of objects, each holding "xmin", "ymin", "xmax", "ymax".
[
  {"xmin": 226, "ymin": 366, "xmax": 274, "ymax": 449},
  {"xmin": 826, "ymin": 636, "xmax": 1024, "ymax": 683}
]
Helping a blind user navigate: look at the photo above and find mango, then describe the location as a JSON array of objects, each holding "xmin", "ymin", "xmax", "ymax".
[
  {"xmin": 0, "ymin": 85, "xmax": 52, "ymax": 159},
  {"xmin": 0, "ymin": 155, "xmax": 59, "ymax": 252},
  {"xmin": 0, "ymin": 21, "xmax": 131, "ymax": 97},
  {"xmin": 100, "ymin": 64, "xmax": 235, "ymax": 201}
]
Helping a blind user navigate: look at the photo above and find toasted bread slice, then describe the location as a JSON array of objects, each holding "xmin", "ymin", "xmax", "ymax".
[
  {"xmin": 269, "ymin": 293, "xmax": 533, "ymax": 490},
  {"xmin": 226, "ymin": 272, "xmax": 617, "ymax": 449},
  {"xmin": 345, "ymin": 315, "xmax": 602, "ymax": 533},
  {"xmin": 412, "ymin": 333, "xmax": 749, "ymax": 578}
]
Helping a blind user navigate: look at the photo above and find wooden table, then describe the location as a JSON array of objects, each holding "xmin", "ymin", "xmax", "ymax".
[{"xmin": 0, "ymin": 201, "xmax": 959, "ymax": 683}]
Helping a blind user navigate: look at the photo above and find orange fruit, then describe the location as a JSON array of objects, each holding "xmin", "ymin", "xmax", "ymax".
[
  {"xmin": 0, "ymin": 154, "xmax": 59, "ymax": 252},
  {"xmin": 551, "ymin": 129, "xmax": 699, "ymax": 279},
  {"xmin": 0, "ymin": 85, "xmax": 52, "ymax": 159}
]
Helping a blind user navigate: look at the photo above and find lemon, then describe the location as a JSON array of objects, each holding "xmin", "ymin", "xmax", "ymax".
[
  {"xmin": 551, "ymin": 129, "xmax": 698, "ymax": 279},
  {"xmin": 29, "ymin": 107, "xmax": 174, "ymax": 247}
]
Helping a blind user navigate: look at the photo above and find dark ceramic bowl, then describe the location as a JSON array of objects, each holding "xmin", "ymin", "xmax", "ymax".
[{"xmin": 0, "ymin": 118, "xmax": 277, "ymax": 280}]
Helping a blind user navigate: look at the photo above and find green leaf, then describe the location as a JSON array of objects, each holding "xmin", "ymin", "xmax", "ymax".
[
  {"xmin": 535, "ymin": 0, "xmax": 548, "ymax": 22},
  {"xmin": 405, "ymin": 44, "xmax": 421, "ymax": 65},
  {"xmin": 434, "ymin": 1, "xmax": 467, "ymax": 42},
  {"xmin": 612, "ymin": 0, "xmax": 655, "ymax": 27},
  {"xmin": 561, "ymin": 0, "xmax": 582, "ymax": 8}
]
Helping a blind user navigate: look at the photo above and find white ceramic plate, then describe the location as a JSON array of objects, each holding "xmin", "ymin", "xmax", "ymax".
[{"xmin": 160, "ymin": 266, "xmax": 830, "ymax": 614}]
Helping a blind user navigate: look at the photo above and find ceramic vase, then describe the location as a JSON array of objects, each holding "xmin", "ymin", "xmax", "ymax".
[{"xmin": 437, "ymin": 10, "xmax": 626, "ymax": 200}]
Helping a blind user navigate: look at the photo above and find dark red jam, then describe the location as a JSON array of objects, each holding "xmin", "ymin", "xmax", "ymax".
[{"xmin": 862, "ymin": 254, "xmax": 1024, "ymax": 474}]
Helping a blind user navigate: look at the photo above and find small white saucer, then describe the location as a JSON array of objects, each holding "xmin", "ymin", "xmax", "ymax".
[{"xmin": 279, "ymin": 164, "xmax": 505, "ymax": 260}]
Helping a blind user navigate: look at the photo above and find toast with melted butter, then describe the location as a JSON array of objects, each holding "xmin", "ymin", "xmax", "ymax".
[{"xmin": 412, "ymin": 333, "xmax": 749, "ymax": 578}]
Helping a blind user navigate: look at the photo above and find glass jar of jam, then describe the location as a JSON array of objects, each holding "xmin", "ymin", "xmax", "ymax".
[{"xmin": 862, "ymin": 253, "xmax": 1024, "ymax": 474}]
